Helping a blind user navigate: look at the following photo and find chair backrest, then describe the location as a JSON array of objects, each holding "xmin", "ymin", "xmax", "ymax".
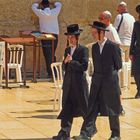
[
  {"xmin": 0, "ymin": 41, "xmax": 5, "ymax": 65},
  {"xmin": 51, "ymin": 62, "xmax": 63, "ymax": 88},
  {"xmin": 8, "ymin": 44, "xmax": 24, "ymax": 66}
]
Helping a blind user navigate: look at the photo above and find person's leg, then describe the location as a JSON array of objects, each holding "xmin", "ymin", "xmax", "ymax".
[
  {"xmin": 108, "ymin": 115, "xmax": 120, "ymax": 138},
  {"xmin": 53, "ymin": 96, "xmax": 73, "ymax": 140},
  {"xmin": 80, "ymin": 115, "xmax": 97, "ymax": 138},
  {"xmin": 52, "ymin": 118, "xmax": 73, "ymax": 140},
  {"xmin": 41, "ymin": 35, "xmax": 58, "ymax": 77},
  {"xmin": 42, "ymin": 46, "xmax": 52, "ymax": 76},
  {"xmin": 133, "ymin": 74, "xmax": 140, "ymax": 98},
  {"xmin": 60, "ymin": 117, "xmax": 73, "ymax": 136}
]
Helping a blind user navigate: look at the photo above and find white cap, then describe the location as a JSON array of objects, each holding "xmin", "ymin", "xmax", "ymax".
[
  {"xmin": 103, "ymin": 10, "xmax": 112, "ymax": 17},
  {"xmin": 119, "ymin": 1, "xmax": 127, "ymax": 7}
]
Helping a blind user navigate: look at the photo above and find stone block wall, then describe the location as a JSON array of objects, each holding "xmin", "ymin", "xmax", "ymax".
[{"xmin": 0, "ymin": 0, "xmax": 139, "ymax": 74}]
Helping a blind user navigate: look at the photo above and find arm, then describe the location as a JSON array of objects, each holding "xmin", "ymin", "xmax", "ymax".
[
  {"xmin": 62, "ymin": 48, "xmax": 69, "ymax": 71},
  {"xmin": 111, "ymin": 27, "xmax": 122, "ymax": 45},
  {"xmin": 114, "ymin": 14, "xmax": 122, "ymax": 30},
  {"xmin": 50, "ymin": 2, "xmax": 62, "ymax": 16},
  {"xmin": 113, "ymin": 44, "xmax": 122, "ymax": 71},
  {"xmin": 129, "ymin": 22, "xmax": 136, "ymax": 57},
  {"xmin": 32, "ymin": 3, "xmax": 47, "ymax": 17},
  {"xmin": 32, "ymin": 2, "xmax": 62, "ymax": 17},
  {"xmin": 69, "ymin": 47, "xmax": 89, "ymax": 72}
]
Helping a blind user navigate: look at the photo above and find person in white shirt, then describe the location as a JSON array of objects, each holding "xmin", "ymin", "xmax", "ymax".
[
  {"xmin": 99, "ymin": 10, "xmax": 121, "ymax": 45},
  {"xmin": 32, "ymin": 0, "xmax": 62, "ymax": 78},
  {"xmin": 114, "ymin": 1, "xmax": 135, "ymax": 61}
]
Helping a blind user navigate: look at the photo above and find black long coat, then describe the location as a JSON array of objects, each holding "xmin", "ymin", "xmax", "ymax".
[
  {"xmin": 88, "ymin": 40, "xmax": 122, "ymax": 117},
  {"xmin": 130, "ymin": 21, "xmax": 140, "ymax": 75},
  {"xmin": 58, "ymin": 45, "xmax": 89, "ymax": 119}
]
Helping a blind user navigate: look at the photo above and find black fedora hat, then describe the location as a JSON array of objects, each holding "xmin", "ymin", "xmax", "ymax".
[
  {"xmin": 64, "ymin": 24, "xmax": 83, "ymax": 35},
  {"xmin": 89, "ymin": 21, "xmax": 109, "ymax": 31},
  {"xmin": 136, "ymin": 4, "xmax": 140, "ymax": 13}
]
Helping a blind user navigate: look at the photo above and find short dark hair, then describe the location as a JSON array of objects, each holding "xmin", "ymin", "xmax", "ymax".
[
  {"xmin": 136, "ymin": 5, "xmax": 140, "ymax": 14},
  {"xmin": 41, "ymin": 0, "xmax": 49, "ymax": 8}
]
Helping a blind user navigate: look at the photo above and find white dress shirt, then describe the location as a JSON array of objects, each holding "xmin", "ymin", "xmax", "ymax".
[
  {"xmin": 32, "ymin": 2, "xmax": 62, "ymax": 34},
  {"xmin": 105, "ymin": 24, "xmax": 122, "ymax": 45},
  {"xmin": 98, "ymin": 37, "xmax": 107, "ymax": 54},
  {"xmin": 70, "ymin": 46, "xmax": 76, "ymax": 56},
  {"xmin": 114, "ymin": 13, "xmax": 135, "ymax": 46}
]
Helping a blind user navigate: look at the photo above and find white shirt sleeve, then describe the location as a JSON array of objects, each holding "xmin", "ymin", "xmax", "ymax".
[
  {"xmin": 111, "ymin": 28, "xmax": 122, "ymax": 45},
  {"xmin": 114, "ymin": 14, "xmax": 122, "ymax": 30},
  {"xmin": 32, "ymin": 3, "xmax": 42, "ymax": 17},
  {"xmin": 32, "ymin": 2, "xmax": 62, "ymax": 17},
  {"xmin": 51, "ymin": 2, "xmax": 62, "ymax": 16}
]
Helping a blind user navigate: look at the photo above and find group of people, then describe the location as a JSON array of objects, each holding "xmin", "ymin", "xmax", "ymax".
[{"xmin": 31, "ymin": 0, "xmax": 140, "ymax": 140}]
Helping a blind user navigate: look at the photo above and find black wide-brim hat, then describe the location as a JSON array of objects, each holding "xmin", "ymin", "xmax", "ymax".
[
  {"xmin": 64, "ymin": 24, "xmax": 83, "ymax": 35},
  {"xmin": 89, "ymin": 21, "xmax": 109, "ymax": 31},
  {"xmin": 136, "ymin": 4, "xmax": 140, "ymax": 13}
]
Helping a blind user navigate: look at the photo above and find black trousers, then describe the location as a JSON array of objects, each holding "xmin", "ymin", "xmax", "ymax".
[
  {"xmin": 41, "ymin": 34, "xmax": 58, "ymax": 76},
  {"xmin": 133, "ymin": 74, "xmax": 140, "ymax": 94},
  {"xmin": 59, "ymin": 91, "xmax": 86, "ymax": 136},
  {"xmin": 80, "ymin": 115, "xmax": 120, "ymax": 138},
  {"xmin": 80, "ymin": 99, "xmax": 120, "ymax": 138}
]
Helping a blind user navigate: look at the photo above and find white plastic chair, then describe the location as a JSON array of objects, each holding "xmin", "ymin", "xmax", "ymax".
[
  {"xmin": 119, "ymin": 61, "xmax": 131, "ymax": 89},
  {"xmin": 7, "ymin": 44, "xmax": 24, "ymax": 83},
  {"xmin": 51, "ymin": 62, "xmax": 63, "ymax": 111},
  {"xmin": 122, "ymin": 61, "xmax": 131, "ymax": 88},
  {"xmin": 0, "ymin": 42, "xmax": 5, "ymax": 85}
]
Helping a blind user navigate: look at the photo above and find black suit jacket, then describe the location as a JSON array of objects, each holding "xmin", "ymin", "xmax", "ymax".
[
  {"xmin": 88, "ymin": 39, "xmax": 122, "ymax": 116},
  {"xmin": 58, "ymin": 44, "xmax": 89, "ymax": 119}
]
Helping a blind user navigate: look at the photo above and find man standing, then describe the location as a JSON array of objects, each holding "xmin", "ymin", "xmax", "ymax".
[
  {"xmin": 53, "ymin": 24, "xmax": 89, "ymax": 140},
  {"xmin": 99, "ymin": 10, "xmax": 125, "ymax": 115},
  {"xmin": 114, "ymin": 1, "xmax": 135, "ymax": 61},
  {"xmin": 74, "ymin": 21, "xmax": 122, "ymax": 140},
  {"xmin": 32, "ymin": 0, "xmax": 62, "ymax": 78},
  {"xmin": 129, "ymin": 4, "xmax": 140, "ymax": 99}
]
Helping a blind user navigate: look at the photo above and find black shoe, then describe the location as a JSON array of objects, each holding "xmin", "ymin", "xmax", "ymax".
[
  {"xmin": 73, "ymin": 135, "xmax": 91, "ymax": 140},
  {"xmin": 91, "ymin": 127, "xmax": 97, "ymax": 137},
  {"xmin": 53, "ymin": 130, "xmax": 70, "ymax": 140},
  {"xmin": 108, "ymin": 136, "xmax": 121, "ymax": 140},
  {"xmin": 135, "ymin": 92, "xmax": 140, "ymax": 99},
  {"xmin": 52, "ymin": 135, "xmax": 70, "ymax": 140},
  {"xmin": 73, "ymin": 128, "xmax": 97, "ymax": 140}
]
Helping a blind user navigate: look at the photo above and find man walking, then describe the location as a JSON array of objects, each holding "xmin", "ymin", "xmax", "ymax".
[
  {"xmin": 74, "ymin": 21, "xmax": 122, "ymax": 140},
  {"xmin": 53, "ymin": 24, "xmax": 89, "ymax": 140}
]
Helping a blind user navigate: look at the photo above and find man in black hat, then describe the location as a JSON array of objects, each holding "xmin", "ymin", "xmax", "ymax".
[
  {"xmin": 52, "ymin": 24, "xmax": 89, "ymax": 140},
  {"xmin": 74, "ymin": 21, "xmax": 122, "ymax": 140},
  {"xmin": 129, "ymin": 4, "xmax": 140, "ymax": 99}
]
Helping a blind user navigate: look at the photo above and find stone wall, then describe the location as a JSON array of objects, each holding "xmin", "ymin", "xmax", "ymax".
[{"xmin": 0, "ymin": 0, "xmax": 139, "ymax": 73}]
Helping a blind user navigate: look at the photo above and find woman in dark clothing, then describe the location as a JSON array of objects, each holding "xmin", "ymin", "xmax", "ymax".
[
  {"xmin": 129, "ymin": 4, "xmax": 140, "ymax": 98},
  {"xmin": 53, "ymin": 24, "xmax": 89, "ymax": 140}
]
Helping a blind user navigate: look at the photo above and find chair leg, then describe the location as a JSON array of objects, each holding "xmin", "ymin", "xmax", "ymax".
[
  {"xmin": 7, "ymin": 68, "xmax": 10, "ymax": 82},
  {"xmin": 16, "ymin": 67, "xmax": 22, "ymax": 83},
  {"xmin": 0, "ymin": 66, "xmax": 3, "ymax": 86},
  {"xmin": 58, "ymin": 89, "xmax": 62, "ymax": 111},
  {"xmin": 53, "ymin": 88, "xmax": 58, "ymax": 111}
]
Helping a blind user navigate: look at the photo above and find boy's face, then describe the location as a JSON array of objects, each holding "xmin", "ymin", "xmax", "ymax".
[
  {"xmin": 67, "ymin": 35, "xmax": 78, "ymax": 46},
  {"xmin": 91, "ymin": 28, "xmax": 104, "ymax": 41},
  {"xmin": 91, "ymin": 28, "xmax": 99, "ymax": 41}
]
